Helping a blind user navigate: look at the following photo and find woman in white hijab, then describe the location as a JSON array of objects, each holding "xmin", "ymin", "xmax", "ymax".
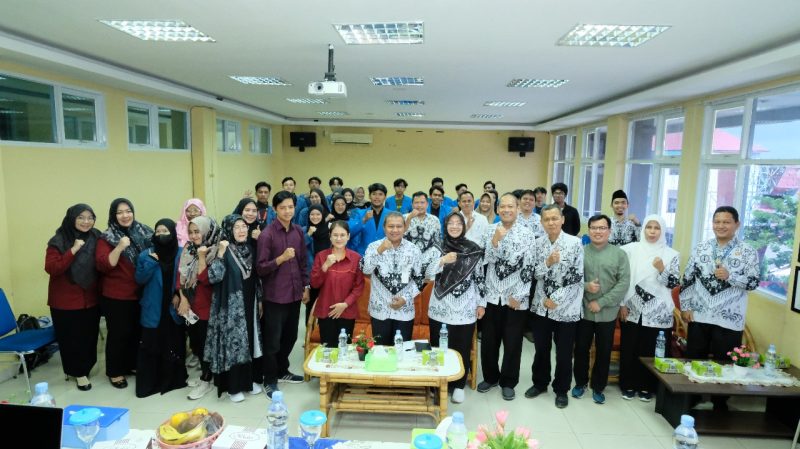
[{"xmin": 618, "ymin": 214, "xmax": 680, "ymax": 401}]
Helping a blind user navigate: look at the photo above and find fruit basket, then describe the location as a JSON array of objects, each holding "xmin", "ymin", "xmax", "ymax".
[{"xmin": 154, "ymin": 408, "xmax": 225, "ymax": 449}]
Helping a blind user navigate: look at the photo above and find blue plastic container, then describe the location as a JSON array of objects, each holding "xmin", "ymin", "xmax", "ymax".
[{"xmin": 62, "ymin": 404, "xmax": 129, "ymax": 448}]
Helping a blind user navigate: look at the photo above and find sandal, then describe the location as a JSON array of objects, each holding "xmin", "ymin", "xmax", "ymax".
[
  {"xmin": 109, "ymin": 376, "xmax": 128, "ymax": 389},
  {"xmin": 76, "ymin": 376, "xmax": 92, "ymax": 391}
]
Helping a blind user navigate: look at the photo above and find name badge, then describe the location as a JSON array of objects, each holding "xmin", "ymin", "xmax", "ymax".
[{"xmin": 401, "ymin": 269, "xmax": 410, "ymax": 284}]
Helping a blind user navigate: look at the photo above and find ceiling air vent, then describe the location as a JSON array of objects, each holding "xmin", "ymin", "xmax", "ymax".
[{"xmin": 330, "ymin": 133, "xmax": 373, "ymax": 145}]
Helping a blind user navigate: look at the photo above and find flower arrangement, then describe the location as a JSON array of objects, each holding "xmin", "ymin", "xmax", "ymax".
[
  {"xmin": 352, "ymin": 331, "xmax": 377, "ymax": 353},
  {"xmin": 470, "ymin": 410, "xmax": 538, "ymax": 449},
  {"xmin": 727, "ymin": 344, "xmax": 760, "ymax": 368}
]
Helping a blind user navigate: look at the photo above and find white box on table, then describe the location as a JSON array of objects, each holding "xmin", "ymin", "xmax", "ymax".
[{"xmin": 212, "ymin": 425, "xmax": 268, "ymax": 449}]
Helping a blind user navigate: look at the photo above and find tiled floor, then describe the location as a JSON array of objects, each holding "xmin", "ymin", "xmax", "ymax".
[{"xmin": 0, "ymin": 326, "xmax": 794, "ymax": 449}]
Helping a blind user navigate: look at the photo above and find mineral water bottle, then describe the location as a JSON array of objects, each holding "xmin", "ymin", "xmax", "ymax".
[
  {"xmin": 439, "ymin": 323, "xmax": 449, "ymax": 352},
  {"xmin": 338, "ymin": 328, "xmax": 348, "ymax": 361},
  {"xmin": 29, "ymin": 382, "xmax": 56, "ymax": 407},
  {"xmin": 764, "ymin": 344, "xmax": 777, "ymax": 376},
  {"xmin": 672, "ymin": 414, "xmax": 699, "ymax": 449},
  {"xmin": 394, "ymin": 329, "xmax": 404, "ymax": 361},
  {"xmin": 446, "ymin": 411, "xmax": 468, "ymax": 449},
  {"xmin": 267, "ymin": 391, "xmax": 289, "ymax": 449},
  {"xmin": 655, "ymin": 330, "xmax": 666, "ymax": 359}
]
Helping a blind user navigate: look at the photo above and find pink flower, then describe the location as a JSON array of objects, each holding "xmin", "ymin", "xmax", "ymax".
[
  {"xmin": 734, "ymin": 347, "xmax": 742, "ymax": 354},
  {"xmin": 475, "ymin": 427, "xmax": 488, "ymax": 443},
  {"xmin": 731, "ymin": 355, "xmax": 738, "ymax": 361},
  {"xmin": 495, "ymin": 410, "xmax": 509, "ymax": 427},
  {"xmin": 743, "ymin": 353, "xmax": 750, "ymax": 358},
  {"xmin": 727, "ymin": 351, "xmax": 732, "ymax": 356},
  {"xmin": 467, "ymin": 443, "xmax": 479, "ymax": 449},
  {"xmin": 753, "ymin": 363, "xmax": 761, "ymax": 369},
  {"xmin": 527, "ymin": 439, "xmax": 540, "ymax": 449},
  {"xmin": 515, "ymin": 427, "xmax": 531, "ymax": 439}
]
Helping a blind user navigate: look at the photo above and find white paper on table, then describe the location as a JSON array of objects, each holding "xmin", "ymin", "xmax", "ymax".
[
  {"xmin": 330, "ymin": 441, "xmax": 409, "ymax": 449},
  {"xmin": 90, "ymin": 429, "xmax": 155, "ymax": 449}
]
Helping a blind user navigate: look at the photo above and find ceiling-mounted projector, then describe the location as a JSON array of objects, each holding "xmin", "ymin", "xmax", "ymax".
[{"xmin": 308, "ymin": 44, "xmax": 347, "ymax": 98}]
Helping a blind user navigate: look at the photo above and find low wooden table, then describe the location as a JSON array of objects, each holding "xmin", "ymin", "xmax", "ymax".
[
  {"xmin": 641, "ymin": 357, "xmax": 800, "ymax": 438},
  {"xmin": 304, "ymin": 348, "xmax": 464, "ymax": 437}
]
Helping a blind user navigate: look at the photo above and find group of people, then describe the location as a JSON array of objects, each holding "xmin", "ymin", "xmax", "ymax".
[{"xmin": 45, "ymin": 174, "xmax": 760, "ymax": 411}]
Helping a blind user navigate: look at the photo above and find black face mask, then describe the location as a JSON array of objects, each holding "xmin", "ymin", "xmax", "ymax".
[{"xmin": 156, "ymin": 234, "xmax": 173, "ymax": 245}]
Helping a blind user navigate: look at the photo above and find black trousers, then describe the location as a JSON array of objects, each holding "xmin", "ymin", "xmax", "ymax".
[
  {"xmin": 573, "ymin": 319, "xmax": 616, "ymax": 392},
  {"xmin": 686, "ymin": 321, "xmax": 742, "ymax": 407},
  {"xmin": 100, "ymin": 297, "xmax": 140, "ymax": 378},
  {"xmin": 531, "ymin": 313, "xmax": 577, "ymax": 395},
  {"xmin": 304, "ymin": 287, "xmax": 320, "ymax": 328},
  {"xmin": 51, "ymin": 306, "xmax": 100, "ymax": 378},
  {"xmin": 318, "ymin": 317, "xmax": 356, "ymax": 348},
  {"xmin": 480, "ymin": 302, "xmax": 527, "ymax": 388},
  {"xmin": 370, "ymin": 317, "xmax": 413, "ymax": 346},
  {"xmin": 187, "ymin": 319, "xmax": 212, "ymax": 381},
  {"xmin": 262, "ymin": 301, "xmax": 301, "ymax": 385},
  {"xmin": 619, "ymin": 319, "xmax": 671, "ymax": 393},
  {"xmin": 429, "ymin": 319, "xmax": 474, "ymax": 390}
]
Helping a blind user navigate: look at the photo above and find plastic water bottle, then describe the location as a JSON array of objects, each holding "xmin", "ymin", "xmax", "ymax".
[
  {"xmin": 446, "ymin": 411, "xmax": 468, "ymax": 449},
  {"xmin": 439, "ymin": 324, "xmax": 449, "ymax": 352},
  {"xmin": 655, "ymin": 331, "xmax": 666, "ymax": 359},
  {"xmin": 267, "ymin": 391, "xmax": 289, "ymax": 449},
  {"xmin": 394, "ymin": 330, "xmax": 404, "ymax": 361},
  {"xmin": 764, "ymin": 344, "xmax": 777, "ymax": 376},
  {"xmin": 338, "ymin": 328, "xmax": 348, "ymax": 361},
  {"xmin": 672, "ymin": 414, "xmax": 699, "ymax": 449},
  {"xmin": 29, "ymin": 382, "xmax": 56, "ymax": 407}
]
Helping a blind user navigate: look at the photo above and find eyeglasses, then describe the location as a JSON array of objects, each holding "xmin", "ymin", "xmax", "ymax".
[
  {"xmin": 233, "ymin": 224, "xmax": 249, "ymax": 231},
  {"xmin": 115, "ymin": 209, "xmax": 133, "ymax": 216},
  {"xmin": 76, "ymin": 216, "xmax": 95, "ymax": 222},
  {"xmin": 589, "ymin": 226, "xmax": 609, "ymax": 231}
]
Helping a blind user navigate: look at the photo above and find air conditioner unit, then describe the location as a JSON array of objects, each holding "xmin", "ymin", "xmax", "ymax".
[{"xmin": 330, "ymin": 133, "xmax": 373, "ymax": 145}]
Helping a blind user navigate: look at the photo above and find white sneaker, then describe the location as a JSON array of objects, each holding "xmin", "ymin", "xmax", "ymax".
[
  {"xmin": 250, "ymin": 383, "xmax": 262, "ymax": 395},
  {"xmin": 187, "ymin": 378, "xmax": 200, "ymax": 388},
  {"xmin": 452, "ymin": 388, "xmax": 465, "ymax": 404},
  {"xmin": 187, "ymin": 354, "xmax": 200, "ymax": 368},
  {"xmin": 229, "ymin": 392, "xmax": 245, "ymax": 403},
  {"xmin": 188, "ymin": 380, "xmax": 212, "ymax": 400}
]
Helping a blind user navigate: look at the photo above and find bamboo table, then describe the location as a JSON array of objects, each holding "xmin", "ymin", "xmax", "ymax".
[{"xmin": 304, "ymin": 348, "xmax": 464, "ymax": 437}]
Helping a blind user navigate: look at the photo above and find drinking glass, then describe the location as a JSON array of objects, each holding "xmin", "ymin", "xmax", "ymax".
[
  {"xmin": 298, "ymin": 410, "xmax": 327, "ymax": 449},
  {"xmin": 70, "ymin": 407, "xmax": 102, "ymax": 449}
]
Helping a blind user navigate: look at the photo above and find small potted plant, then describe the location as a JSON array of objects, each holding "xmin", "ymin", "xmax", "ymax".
[
  {"xmin": 352, "ymin": 331, "xmax": 377, "ymax": 361},
  {"xmin": 727, "ymin": 344, "xmax": 760, "ymax": 377},
  {"xmin": 471, "ymin": 410, "xmax": 539, "ymax": 449}
]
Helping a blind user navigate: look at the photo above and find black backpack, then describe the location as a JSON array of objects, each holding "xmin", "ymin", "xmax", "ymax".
[{"xmin": 15, "ymin": 314, "xmax": 54, "ymax": 374}]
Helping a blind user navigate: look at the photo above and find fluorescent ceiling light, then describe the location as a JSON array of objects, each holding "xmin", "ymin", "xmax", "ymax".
[
  {"xmin": 470, "ymin": 114, "xmax": 503, "ymax": 119},
  {"xmin": 484, "ymin": 101, "xmax": 526, "ymax": 107},
  {"xmin": 317, "ymin": 111, "xmax": 348, "ymax": 116},
  {"xmin": 557, "ymin": 24, "xmax": 670, "ymax": 48},
  {"xmin": 370, "ymin": 77, "xmax": 424, "ymax": 86},
  {"xmin": 397, "ymin": 112, "xmax": 424, "ymax": 117},
  {"xmin": 99, "ymin": 20, "xmax": 216, "ymax": 42},
  {"xmin": 230, "ymin": 76, "xmax": 291, "ymax": 86},
  {"xmin": 387, "ymin": 100, "xmax": 425, "ymax": 105},
  {"xmin": 334, "ymin": 22, "xmax": 424, "ymax": 45},
  {"xmin": 287, "ymin": 98, "xmax": 328, "ymax": 104},
  {"xmin": 507, "ymin": 79, "xmax": 569, "ymax": 88},
  {"xmin": 0, "ymin": 110, "xmax": 23, "ymax": 115}
]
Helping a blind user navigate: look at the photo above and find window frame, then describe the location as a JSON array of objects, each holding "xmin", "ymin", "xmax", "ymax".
[
  {"xmin": 249, "ymin": 124, "xmax": 272, "ymax": 155},
  {"xmin": 126, "ymin": 99, "xmax": 190, "ymax": 151},
  {"xmin": 217, "ymin": 118, "xmax": 242, "ymax": 153},
  {"xmin": 578, "ymin": 124, "xmax": 606, "ymax": 218},
  {"xmin": 552, "ymin": 132, "xmax": 576, "ymax": 195}
]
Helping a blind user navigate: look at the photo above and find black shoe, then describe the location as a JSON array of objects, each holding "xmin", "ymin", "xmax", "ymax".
[
  {"xmin": 555, "ymin": 394, "xmax": 569, "ymax": 408},
  {"xmin": 263, "ymin": 383, "xmax": 279, "ymax": 400},
  {"xmin": 109, "ymin": 377, "xmax": 127, "ymax": 389},
  {"xmin": 523, "ymin": 330, "xmax": 534, "ymax": 343},
  {"xmin": 278, "ymin": 372, "xmax": 304, "ymax": 384},
  {"xmin": 76, "ymin": 376, "xmax": 92, "ymax": 391},
  {"xmin": 501, "ymin": 387, "xmax": 515, "ymax": 401},
  {"xmin": 477, "ymin": 381, "xmax": 498, "ymax": 393},
  {"xmin": 524, "ymin": 385, "xmax": 544, "ymax": 399}
]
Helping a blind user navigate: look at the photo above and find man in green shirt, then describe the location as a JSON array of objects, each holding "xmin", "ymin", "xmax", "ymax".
[{"xmin": 572, "ymin": 214, "xmax": 630, "ymax": 405}]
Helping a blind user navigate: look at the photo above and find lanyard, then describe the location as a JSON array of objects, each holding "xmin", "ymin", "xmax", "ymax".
[{"xmin": 712, "ymin": 240, "xmax": 735, "ymax": 266}]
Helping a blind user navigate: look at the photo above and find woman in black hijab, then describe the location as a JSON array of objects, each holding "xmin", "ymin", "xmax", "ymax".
[
  {"xmin": 133, "ymin": 219, "xmax": 188, "ymax": 397},
  {"xmin": 45, "ymin": 204, "xmax": 102, "ymax": 391},
  {"xmin": 303, "ymin": 204, "xmax": 331, "ymax": 325},
  {"xmin": 327, "ymin": 195, "xmax": 350, "ymax": 225},
  {"xmin": 426, "ymin": 212, "xmax": 486, "ymax": 404}
]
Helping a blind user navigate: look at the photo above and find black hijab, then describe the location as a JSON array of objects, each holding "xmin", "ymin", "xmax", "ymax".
[
  {"xmin": 308, "ymin": 188, "xmax": 330, "ymax": 217},
  {"xmin": 101, "ymin": 198, "xmax": 153, "ymax": 264},
  {"xmin": 306, "ymin": 204, "xmax": 331, "ymax": 254},
  {"xmin": 47, "ymin": 203, "xmax": 101, "ymax": 289},
  {"xmin": 233, "ymin": 198, "xmax": 260, "ymax": 245},
  {"xmin": 221, "ymin": 214, "xmax": 253, "ymax": 280},
  {"xmin": 329, "ymin": 195, "xmax": 350, "ymax": 222},
  {"xmin": 434, "ymin": 212, "xmax": 484, "ymax": 298},
  {"xmin": 341, "ymin": 188, "xmax": 356, "ymax": 211},
  {"xmin": 151, "ymin": 218, "xmax": 179, "ymax": 301}
]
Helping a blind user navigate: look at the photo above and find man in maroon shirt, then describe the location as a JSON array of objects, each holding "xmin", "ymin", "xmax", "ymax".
[{"xmin": 257, "ymin": 190, "xmax": 310, "ymax": 398}]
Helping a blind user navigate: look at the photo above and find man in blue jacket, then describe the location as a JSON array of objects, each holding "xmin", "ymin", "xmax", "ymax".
[
  {"xmin": 348, "ymin": 183, "xmax": 389, "ymax": 255},
  {"xmin": 386, "ymin": 178, "xmax": 412, "ymax": 213},
  {"xmin": 427, "ymin": 185, "xmax": 452, "ymax": 229}
]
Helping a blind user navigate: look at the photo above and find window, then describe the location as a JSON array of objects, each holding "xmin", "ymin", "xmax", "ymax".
[
  {"xmin": 579, "ymin": 126, "xmax": 606, "ymax": 217},
  {"xmin": 216, "ymin": 119, "xmax": 241, "ymax": 152},
  {"xmin": 699, "ymin": 88, "xmax": 800, "ymax": 299},
  {"xmin": 625, "ymin": 113, "xmax": 684, "ymax": 245},
  {"xmin": 127, "ymin": 101, "xmax": 188, "ymax": 150},
  {"xmin": 553, "ymin": 133, "xmax": 576, "ymax": 194},
  {"xmin": 249, "ymin": 125, "xmax": 271, "ymax": 154},
  {"xmin": 62, "ymin": 90, "xmax": 101, "ymax": 143}
]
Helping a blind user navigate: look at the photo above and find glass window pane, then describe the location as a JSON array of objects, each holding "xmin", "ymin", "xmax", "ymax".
[
  {"xmin": 0, "ymin": 74, "xmax": 56, "ymax": 143},
  {"xmin": 62, "ymin": 93, "xmax": 97, "ymax": 142},
  {"xmin": 158, "ymin": 108, "xmax": 187, "ymax": 149},
  {"xmin": 630, "ymin": 118, "xmax": 656, "ymax": 160},
  {"xmin": 701, "ymin": 167, "xmax": 738, "ymax": 240},
  {"xmin": 750, "ymin": 91, "xmax": 800, "ymax": 160},
  {"xmin": 657, "ymin": 166, "xmax": 680, "ymax": 247},
  {"xmin": 596, "ymin": 128, "xmax": 607, "ymax": 160},
  {"xmin": 554, "ymin": 162, "xmax": 567, "ymax": 184},
  {"xmin": 569, "ymin": 135, "xmax": 576, "ymax": 159},
  {"xmin": 215, "ymin": 119, "xmax": 224, "ymax": 151},
  {"xmin": 627, "ymin": 163, "xmax": 653, "ymax": 221},
  {"xmin": 127, "ymin": 104, "xmax": 150, "ymax": 145},
  {"xmin": 742, "ymin": 165, "xmax": 798, "ymax": 297},
  {"xmin": 224, "ymin": 121, "xmax": 240, "ymax": 152},
  {"xmin": 664, "ymin": 117, "xmax": 684, "ymax": 157},
  {"xmin": 259, "ymin": 127, "xmax": 271, "ymax": 154},
  {"xmin": 584, "ymin": 131, "xmax": 595, "ymax": 159},
  {"xmin": 710, "ymin": 106, "xmax": 744, "ymax": 155},
  {"xmin": 581, "ymin": 164, "xmax": 593, "ymax": 216},
  {"xmin": 248, "ymin": 125, "xmax": 257, "ymax": 152},
  {"xmin": 555, "ymin": 134, "xmax": 567, "ymax": 160}
]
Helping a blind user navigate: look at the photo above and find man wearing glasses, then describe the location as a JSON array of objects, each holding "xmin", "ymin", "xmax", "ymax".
[{"xmin": 550, "ymin": 183, "xmax": 581, "ymax": 236}]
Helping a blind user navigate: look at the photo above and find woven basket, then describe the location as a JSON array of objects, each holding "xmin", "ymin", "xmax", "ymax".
[{"xmin": 154, "ymin": 413, "xmax": 225, "ymax": 449}]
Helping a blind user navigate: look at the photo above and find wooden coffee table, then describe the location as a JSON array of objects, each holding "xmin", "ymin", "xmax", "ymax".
[
  {"xmin": 304, "ymin": 348, "xmax": 464, "ymax": 437},
  {"xmin": 641, "ymin": 357, "xmax": 800, "ymax": 438}
]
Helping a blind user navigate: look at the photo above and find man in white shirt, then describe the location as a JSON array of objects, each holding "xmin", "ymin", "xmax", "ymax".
[{"xmin": 458, "ymin": 190, "xmax": 488, "ymax": 245}]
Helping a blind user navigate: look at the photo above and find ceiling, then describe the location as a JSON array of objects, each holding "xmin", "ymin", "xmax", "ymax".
[{"xmin": 2, "ymin": 0, "xmax": 800, "ymax": 130}]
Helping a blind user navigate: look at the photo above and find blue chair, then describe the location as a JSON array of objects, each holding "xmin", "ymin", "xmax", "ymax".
[{"xmin": 0, "ymin": 288, "xmax": 56, "ymax": 398}]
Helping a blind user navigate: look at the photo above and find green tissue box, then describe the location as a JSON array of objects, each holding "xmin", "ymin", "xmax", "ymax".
[
  {"xmin": 691, "ymin": 360, "xmax": 722, "ymax": 377},
  {"xmin": 759, "ymin": 353, "xmax": 790, "ymax": 369},
  {"xmin": 365, "ymin": 348, "xmax": 398, "ymax": 372},
  {"xmin": 654, "ymin": 358, "xmax": 685, "ymax": 374}
]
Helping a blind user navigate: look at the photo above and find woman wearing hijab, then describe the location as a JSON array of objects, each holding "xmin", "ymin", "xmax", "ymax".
[
  {"xmin": 206, "ymin": 214, "xmax": 263, "ymax": 402},
  {"xmin": 352, "ymin": 186, "xmax": 368, "ymax": 209},
  {"xmin": 619, "ymin": 214, "xmax": 680, "ymax": 401},
  {"xmin": 233, "ymin": 198, "xmax": 262, "ymax": 248},
  {"xmin": 176, "ymin": 198, "xmax": 206, "ymax": 248},
  {"xmin": 178, "ymin": 216, "xmax": 221, "ymax": 400},
  {"xmin": 95, "ymin": 198, "xmax": 153, "ymax": 389},
  {"xmin": 304, "ymin": 204, "xmax": 331, "ymax": 326},
  {"xmin": 298, "ymin": 188, "xmax": 330, "ymax": 228},
  {"xmin": 134, "ymin": 219, "xmax": 188, "ymax": 397},
  {"xmin": 341, "ymin": 188, "xmax": 357, "ymax": 213},
  {"xmin": 477, "ymin": 192, "xmax": 499, "ymax": 224},
  {"xmin": 327, "ymin": 195, "xmax": 350, "ymax": 225},
  {"xmin": 45, "ymin": 204, "xmax": 102, "ymax": 391},
  {"xmin": 426, "ymin": 212, "xmax": 486, "ymax": 404}
]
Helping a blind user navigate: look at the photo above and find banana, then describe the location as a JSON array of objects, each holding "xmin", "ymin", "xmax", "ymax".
[{"xmin": 158, "ymin": 421, "xmax": 208, "ymax": 445}]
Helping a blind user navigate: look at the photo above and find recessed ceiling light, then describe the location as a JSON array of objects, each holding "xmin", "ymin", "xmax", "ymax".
[
  {"xmin": 387, "ymin": 100, "xmax": 426, "ymax": 105},
  {"xmin": 317, "ymin": 111, "xmax": 348, "ymax": 116},
  {"xmin": 397, "ymin": 112, "xmax": 424, "ymax": 118},
  {"xmin": 229, "ymin": 76, "xmax": 291, "ymax": 86},
  {"xmin": 484, "ymin": 101, "xmax": 526, "ymax": 107},
  {"xmin": 98, "ymin": 20, "xmax": 216, "ymax": 42},
  {"xmin": 334, "ymin": 22, "xmax": 424, "ymax": 45},
  {"xmin": 557, "ymin": 24, "xmax": 670, "ymax": 48},
  {"xmin": 470, "ymin": 114, "xmax": 503, "ymax": 119},
  {"xmin": 370, "ymin": 77, "xmax": 424, "ymax": 86},
  {"xmin": 507, "ymin": 79, "xmax": 569, "ymax": 88},
  {"xmin": 287, "ymin": 98, "xmax": 328, "ymax": 104}
]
